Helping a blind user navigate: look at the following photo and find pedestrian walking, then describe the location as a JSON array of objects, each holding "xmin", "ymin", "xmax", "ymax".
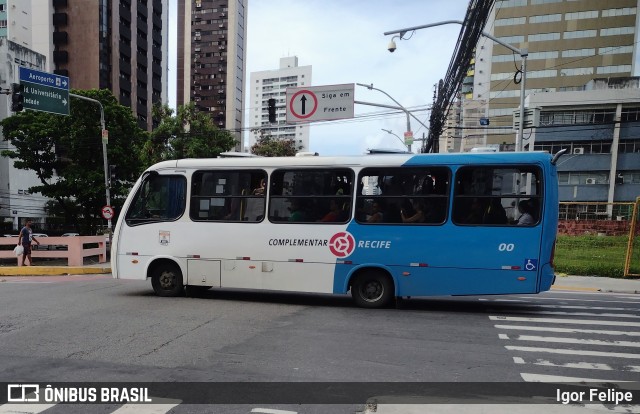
[{"xmin": 17, "ymin": 219, "xmax": 40, "ymax": 266}]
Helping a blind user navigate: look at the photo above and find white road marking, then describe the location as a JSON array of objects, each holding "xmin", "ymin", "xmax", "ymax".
[
  {"xmin": 251, "ymin": 409, "xmax": 298, "ymax": 414},
  {"xmin": 520, "ymin": 373, "xmax": 632, "ymax": 383},
  {"xmin": 517, "ymin": 296, "xmax": 640, "ymax": 304},
  {"xmin": 500, "ymin": 333, "xmax": 640, "ymax": 347},
  {"xmin": 0, "ymin": 403, "xmax": 57, "ymax": 414},
  {"xmin": 494, "ymin": 324, "xmax": 640, "ymax": 336},
  {"xmin": 502, "ymin": 310, "xmax": 640, "ymax": 319},
  {"xmin": 111, "ymin": 398, "xmax": 181, "ymax": 414},
  {"xmin": 514, "ymin": 357, "xmax": 640, "ymax": 372},
  {"xmin": 489, "ymin": 315, "xmax": 640, "ymax": 327},
  {"xmin": 513, "ymin": 357, "xmax": 525, "ymax": 364},
  {"xmin": 505, "ymin": 345, "xmax": 640, "ymax": 359},
  {"xmin": 511, "ymin": 304, "xmax": 638, "ymax": 311}
]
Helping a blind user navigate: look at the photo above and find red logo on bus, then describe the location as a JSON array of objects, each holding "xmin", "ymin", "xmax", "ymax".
[{"xmin": 329, "ymin": 232, "xmax": 355, "ymax": 258}]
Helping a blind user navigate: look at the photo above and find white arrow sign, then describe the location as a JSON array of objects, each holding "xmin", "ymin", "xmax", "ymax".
[{"xmin": 286, "ymin": 84, "xmax": 355, "ymax": 123}]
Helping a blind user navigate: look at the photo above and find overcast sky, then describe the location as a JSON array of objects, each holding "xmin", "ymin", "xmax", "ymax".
[{"xmin": 168, "ymin": 0, "xmax": 471, "ymax": 155}]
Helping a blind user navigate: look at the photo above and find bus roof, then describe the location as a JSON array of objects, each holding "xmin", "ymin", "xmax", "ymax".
[{"xmin": 146, "ymin": 152, "xmax": 556, "ymax": 172}]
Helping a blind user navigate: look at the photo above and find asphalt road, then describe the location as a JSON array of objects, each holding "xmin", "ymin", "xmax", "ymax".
[{"xmin": 0, "ymin": 275, "xmax": 638, "ymax": 413}]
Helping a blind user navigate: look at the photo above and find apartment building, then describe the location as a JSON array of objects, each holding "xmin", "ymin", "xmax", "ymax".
[
  {"xmin": 45, "ymin": 0, "xmax": 169, "ymax": 130},
  {"xmin": 248, "ymin": 56, "xmax": 312, "ymax": 152},
  {"xmin": 177, "ymin": 0, "xmax": 247, "ymax": 148},
  {"xmin": 463, "ymin": 0, "xmax": 639, "ymax": 150}
]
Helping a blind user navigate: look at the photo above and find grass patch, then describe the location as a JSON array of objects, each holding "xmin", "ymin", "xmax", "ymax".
[{"xmin": 555, "ymin": 235, "xmax": 639, "ymax": 278}]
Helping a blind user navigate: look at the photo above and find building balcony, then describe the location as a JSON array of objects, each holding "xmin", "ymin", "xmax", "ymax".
[
  {"xmin": 53, "ymin": 50, "xmax": 69, "ymax": 64},
  {"xmin": 53, "ymin": 12, "xmax": 68, "ymax": 26},
  {"xmin": 119, "ymin": 3, "xmax": 131, "ymax": 21},
  {"xmin": 53, "ymin": 31, "xmax": 68, "ymax": 45}
]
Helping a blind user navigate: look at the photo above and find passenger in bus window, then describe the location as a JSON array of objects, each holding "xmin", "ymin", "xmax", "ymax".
[
  {"xmin": 517, "ymin": 200, "xmax": 536, "ymax": 225},
  {"xmin": 288, "ymin": 199, "xmax": 308, "ymax": 222},
  {"xmin": 319, "ymin": 199, "xmax": 344, "ymax": 222},
  {"xmin": 463, "ymin": 198, "xmax": 485, "ymax": 224},
  {"xmin": 483, "ymin": 198, "xmax": 508, "ymax": 225},
  {"xmin": 366, "ymin": 201, "xmax": 384, "ymax": 223},
  {"xmin": 252, "ymin": 179, "xmax": 266, "ymax": 195},
  {"xmin": 401, "ymin": 201, "xmax": 425, "ymax": 223}
]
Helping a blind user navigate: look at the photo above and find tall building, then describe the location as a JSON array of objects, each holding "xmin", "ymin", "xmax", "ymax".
[
  {"xmin": 0, "ymin": 40, "xmax": 48, "ymax": 231},
  {"xmin": 248, "ymin": 56, "xmax": 312, "ymax": 152},
  {"xmin": 177, "ymin": 0, "xmax": 247, "ymax": 148},
  {"xmin": 0, "ymin": 0, "xmax": 33, "ymax": 48},
  {"xmin": 529, "ymin": 77, "xmax": 640, "ymax": 211},
  {"xmin": 42, "ymin": 0, "xmax": 169, "ymax": 130},
  {"xmin": 463, "ymin": 0, "xmax": 640, "ymax": 150}
]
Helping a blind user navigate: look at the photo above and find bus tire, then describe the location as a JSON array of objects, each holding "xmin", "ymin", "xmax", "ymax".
[
  {"xmin": 351, "ymin": 270, "xmax": 393, "ymax": 308},
  {"xmin": 151, "ymin": 262, "xmax": 184, "ymax": 297}
]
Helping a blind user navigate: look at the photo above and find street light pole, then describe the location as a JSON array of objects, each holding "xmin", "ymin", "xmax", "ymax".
[
  {"xmin": 381, "ymin": 128, "xmax": 407, "ymax": 149},
  {"xmin": 383, "ymin": 20, "xmax": 528, "ymax": 152},
  {"xmin": 70, "ymin": 93, "xmax": 111, "ymax": 235},
  {"xmin": 356, "ymin": 82, "xmax": 431, "ymax": 152},
  {"xmin": 355, "ymin": 100, "xmax": 412, "ymax": 151}
]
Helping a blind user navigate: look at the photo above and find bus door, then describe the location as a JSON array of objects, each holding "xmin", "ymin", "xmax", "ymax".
[{"xmin": 448, "ymin": 165, "xmax": 545, "ymax": 294}]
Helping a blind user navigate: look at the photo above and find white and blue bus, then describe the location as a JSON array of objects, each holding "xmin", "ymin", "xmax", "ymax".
[{"xmin": 112, "ymin": 151, "xmax": 563, "ymax": 308}]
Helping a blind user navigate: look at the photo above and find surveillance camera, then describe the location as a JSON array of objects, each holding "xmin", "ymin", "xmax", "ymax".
[{"xmin": 387, "ymin": 39, "xmax": 397, "ymax": 53}]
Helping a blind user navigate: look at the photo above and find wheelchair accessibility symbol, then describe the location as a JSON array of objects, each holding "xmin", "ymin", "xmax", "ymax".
[{"xmin": 524, "ymin": 259, "xmax": 538, "ymax": 271}]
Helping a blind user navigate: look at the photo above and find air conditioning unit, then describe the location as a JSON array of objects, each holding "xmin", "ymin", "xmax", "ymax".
[
  {"xmin": 585, "ymin": 178, "xmax": 597, "ymax": 184},
  {"xmin": 573, "ymin": 147, "xmax": 584, "ymax": 154}
]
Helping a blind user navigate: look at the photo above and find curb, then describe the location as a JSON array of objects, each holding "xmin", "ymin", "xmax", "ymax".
[
  {"xmin": 0, "ymin": 266, "xmax": 111, "ymax": 276},
  {"xmin": 551, "ymin": 285, "xmax": 600, "ymax": 292}
]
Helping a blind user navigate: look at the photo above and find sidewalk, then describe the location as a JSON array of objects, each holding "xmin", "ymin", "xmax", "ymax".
[
  {"xmin": 0, "ymin": 260, "xmax": 110, "ymax": 276},
  {"xmin": 0, "ymin": 263, "xmax": 637, "ymax": 293},
  {"xmin": 552, "ymin": 274, "xmax": 639, "ymax": 294}
]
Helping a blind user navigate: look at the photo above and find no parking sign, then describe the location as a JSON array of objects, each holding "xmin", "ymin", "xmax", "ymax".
[{"xmin": 101, "ymin": 205, "xmax": 114, "ymax": 220}]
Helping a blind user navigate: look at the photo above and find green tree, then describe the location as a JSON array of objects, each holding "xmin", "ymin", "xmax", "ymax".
[
  {"xmin": 1, "ymin": 89, "xmax": 146, "ymax": 234},
  {"xmin": 250, "ymin": 134, "xmax": 297, "ymax": 157},
  {"xmin": 142, "ymin": 102, "xmax": 237, "ymax": 166}
]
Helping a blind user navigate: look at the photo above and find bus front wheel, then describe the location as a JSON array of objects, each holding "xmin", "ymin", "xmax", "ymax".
[
  {"xmin": 351, "ymin": 270, "xmax": 393, "ymax": 308},
  {"xmin": 151, "ymin": 262, "xmax": 184, "ymax": 297}
]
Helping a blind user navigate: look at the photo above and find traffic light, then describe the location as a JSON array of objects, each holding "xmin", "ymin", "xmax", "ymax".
[
  {"xmin": 267, "ymin": 98, "xmax": 276, "ymax": 123},
  {"xmin": 11, "ymin": 83, "xmax": 24, "ymax": 112},
  {"xmin": 109, "ymin": 164, "xmax": 117, "ymax": 184}
]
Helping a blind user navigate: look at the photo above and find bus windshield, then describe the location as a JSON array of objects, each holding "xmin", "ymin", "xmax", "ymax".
[{"xmin": 125, "ymin": 174, "xmax": 187, "ymax": 224}]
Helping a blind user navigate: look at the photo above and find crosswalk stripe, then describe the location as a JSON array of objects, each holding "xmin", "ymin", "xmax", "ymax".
[
  {"xmin": 0, "ymin": 403, "xmax": 57, "ymax": 414},
  {"xmin": 510, "ymin": 304, "xmax": 638, "ymax": 311},
  {"xmin": 505, "ymin": 345, "xmax": 640, "ymax": 359},
  {"xmin": 517, "ymin": 296, "xmax": 640, "ymax": 304},
  {"xmin": 520, "ymin": 373, "xmax": 633, "ymax": 383},
  {"xmin": 499, "ymin": 333, "xmax": 640, "ymax": 347},
  {"xmin": 494, "ymin": 324, "xmax": 640, "ymax": 336},
  {"xmin": 499, "ymin": 310, "xmax": 640, "ymax": 319},
  {"xmin": 111, "ymin": 398, "xmax": 181, "ymax": 414},
  {"xmin": 489, "ymin": 315, "xmax": 640, "ymax": 327},
  {"xmin": 513, "ymin": 357, "xmax": 640, "ymax": 372}
]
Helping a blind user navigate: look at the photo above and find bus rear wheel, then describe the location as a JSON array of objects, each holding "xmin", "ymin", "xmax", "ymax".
[
  {"xmin": 151, "ymin": 262, "xmax": 184, "ymax": 297},
  {"xmin": 351, "ymin": 270, "xmax": 393, "ymax": 308}
]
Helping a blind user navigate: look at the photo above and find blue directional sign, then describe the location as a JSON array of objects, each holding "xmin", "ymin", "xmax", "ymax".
[{"xmin": 18, "ymin": 66, "xmax": 70, "ymax": 116}]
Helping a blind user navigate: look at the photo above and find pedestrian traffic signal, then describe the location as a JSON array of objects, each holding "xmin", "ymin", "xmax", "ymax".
[
  {"xmin": 268, "ymin": 98, "xmax": 276, "ymax": 123},
  {"xmin": 109, "ymin": 164, "xmax": 117, "ymax": 183},
  {"xmin": 11, "ymin": 83, "xmax": 24, "ymax": 112}
]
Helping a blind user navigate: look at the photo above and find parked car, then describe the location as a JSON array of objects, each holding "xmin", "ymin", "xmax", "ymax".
[
  {"xmin": 56, "ymin": 233, "xmax": 80, "ymax": 250},
  {"xmin": 32, "ymin": 233, "xmax": 51, "ymax": 250}
]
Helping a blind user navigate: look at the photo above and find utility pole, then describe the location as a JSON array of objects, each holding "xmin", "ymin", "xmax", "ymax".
[{"xmin": 70, "ymin": 93, "xmax": 111, "ymax": 238}]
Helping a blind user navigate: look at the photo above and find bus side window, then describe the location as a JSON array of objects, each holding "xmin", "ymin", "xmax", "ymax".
[{"xmin": 356, "ymin": 167, "xmax": 450, "ymax": 225}]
